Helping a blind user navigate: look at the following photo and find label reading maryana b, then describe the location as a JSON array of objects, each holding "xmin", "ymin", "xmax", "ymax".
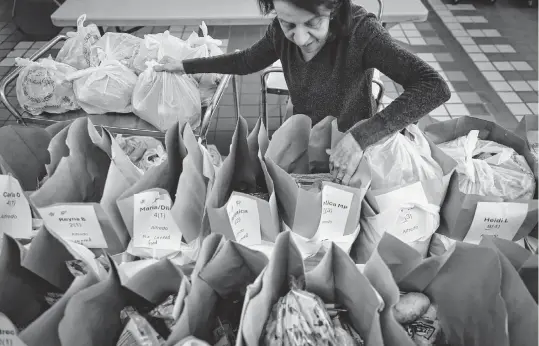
[
  {"xmin": 0, "ymin": 175, "xmax": 32, "ymax": 239},
  {"xmin": 133, "ymin": 191, "xmax": 183, "ymax": 250},
  {"xmin": 464, "ymin": 202, "xmax": 528, "ymax": 244},
  {"xmin": 226, "ymin": 194, "xmax": 262, "ymax": 246},
  {"xmin": 0, "ymin": 312, "xmax": 27, "ymax": 346},
  {"xmin": 38, "ymin": 204, "xmax": 108, "ymax": 248},
  {"xmin": 316, "ymin": 185, "xmax": 354, "ymax": 239}
]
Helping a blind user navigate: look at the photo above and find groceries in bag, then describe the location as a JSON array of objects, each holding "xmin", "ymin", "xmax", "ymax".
[
  {"xmin": 15, "ymin": 57, "xmax": 79, "ymax": 116},
  {"xmin": 132, "ymin": 61, "xmax": 202, "ymax": 132},
  {"xmin": 55, "ymin": 14, "xmax": 101, "ymax": 70},
  {"xmin": 115, "ymin": 134, "xmax": 168, "ymax": 173},
  {"xmin": 437, "ymin": 130, "xmax": 536, "ymax": 200},
  {"xmin": 66, "ymin": 59, "xmax": 138, "ymax": 114},
  {"xmin": 91, "ymin": 32, "xmax": 143, "ymax": 71}
]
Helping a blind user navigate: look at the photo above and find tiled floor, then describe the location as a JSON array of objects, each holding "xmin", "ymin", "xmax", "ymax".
[{"xmin": 0, "ymin": 0, "xmax": 537, "ymax": 155}]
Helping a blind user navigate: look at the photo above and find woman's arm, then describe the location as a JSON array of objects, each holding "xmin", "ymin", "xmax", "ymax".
[
  {"xmin": 182, "ymin": 20, "xmax": 280, "ymax": 76},
  {"xmin": 349, "ymin": 17, "xmax": 451, "ymax": 149}
]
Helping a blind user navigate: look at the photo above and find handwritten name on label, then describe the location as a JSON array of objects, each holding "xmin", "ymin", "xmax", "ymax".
[
  {"xmin": 316, "ymin": 185, "xmax": 354, "ymax": 239},
  {"xmin": 464, "ymin": 202, "xmax": 528, "ymax": 244},
  {"xmin": 133, "ymin": 191, "xmax": 183, "ymax": 250},
  {"xmin": 0, "ymin": 313, "xmax": 27, "ymax": 346},
  {"xmin": 38, "ymin": 205, "xmax": 108, "ymax": 248},
  {"xmin": 375, "ymin": 182, "xmax": 429, "ymax": 211},
  {"xmin": 226, "ymin": 194, "xmax": 262, "ymax": 246},
  {"xmin": 0, "ymin": 175, "xmax": 32, "ymax": 239}
]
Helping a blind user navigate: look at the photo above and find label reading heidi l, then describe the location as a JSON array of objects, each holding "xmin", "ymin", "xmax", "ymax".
[
  {"xmin": 133, "ymin": 191, "xmax": 183, "ymax": 250},
  {"xmin": 226, "ymin": 194, "xmax": 262, "ymax": 246},
  {"xmin": 38, "ymin": 204, "xmax": 108, "ymax": 248},
  {"xmin": 316, "ymin": 185, "xmax": 354, "ymax": 239},
  {"xmin": 464, "ymin": 202, "xmax": 528, "ymax": 244},
  {"xmin": 0, "ymin": 175, "xmax": 32, "ymax": 239}
]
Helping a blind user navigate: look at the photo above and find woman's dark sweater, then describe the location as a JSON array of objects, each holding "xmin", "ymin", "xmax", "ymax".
[{"xmin": 183, "ymin": 5, "xmax": 451, "ymax": 149}]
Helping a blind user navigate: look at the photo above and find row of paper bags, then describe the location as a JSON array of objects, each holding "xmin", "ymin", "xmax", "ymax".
[{"xmin": 14, "ymin": 14, "xmax": 223, "ymax": 131}]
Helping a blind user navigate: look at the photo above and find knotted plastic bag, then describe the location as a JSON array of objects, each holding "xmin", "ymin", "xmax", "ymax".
[
  {"xmin": 91, "ymin": 32, "xmax": 143, "ymax": 71},
  {"xmin": 438, "ymin": 130, "xmax": 536, "ymax": 201},
  {"xmin": 363, "ymin": 125, "xmax": 444, "ymax": 191},
  {"xmin": 15, "ymin": 57, "xmax": 79, "ymax": 116},
  {"xmin": 55, "ymin": 14, "xmax": 101, "ymax": 70},
  {"xmin": 66, "ymin": 58, "xmax": 138, "ymax": 114},
  {"xmin": 132, "ymin": 61, "xmax": 201, "ymax": 131},
  {"xmin": 132, "ymin": 31, "xmax": 203, "ymax": 74}
]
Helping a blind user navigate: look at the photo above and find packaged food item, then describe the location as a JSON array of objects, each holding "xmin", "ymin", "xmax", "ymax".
[
  {"xmin": 132, "ymin": 61, "xmax": 202, "ymax": 132},
  {"xmin": 92, "ymin": 32, "xmax": 143, "ymax": 71},
  {"xmin": 56, "ymin": 14, "xmax": 101, "ymax": 69},
  {"xmin": 117, "ymin": 309, "xmax": 164, "ymax": 346},
  {"xmin": 290, "ymin": 173, "xmax": 334, "ymax": 191},
  {"xmin": 67, "ymin": 58, "xmax": 138, "ymax": 114},
  {"xmin": 403, "ymin": 304, "xmax": 444, "ymax": 346},
  {"xmin": 116, "ymin": 134, "xmax": 168, "ymax": 173},
  {"xmin": 211, "ymin": 291, "xmax": 245, "ymax": 346},
  {"xmin": 15, "ymin": 57, "xmax": 79, "ymax": 116}
]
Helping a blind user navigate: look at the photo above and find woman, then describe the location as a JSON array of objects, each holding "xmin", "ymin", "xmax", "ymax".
[{"xmin": 155, "ymin": 0, "xmax": 451, "ymax": 185}]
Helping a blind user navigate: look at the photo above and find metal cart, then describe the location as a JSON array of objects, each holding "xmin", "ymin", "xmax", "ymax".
[
  {"xmin": 0, "ymin": 35, "xmax": 240, "ymax": 145},
  {"xmin": 260, "ymin": 0, "xmax": 386, "ymax": 133}
]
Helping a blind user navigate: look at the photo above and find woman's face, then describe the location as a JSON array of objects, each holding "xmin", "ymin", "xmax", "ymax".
[{"xmin": 273, "ymin": 0, "xmax": 332, "ymax": 55}]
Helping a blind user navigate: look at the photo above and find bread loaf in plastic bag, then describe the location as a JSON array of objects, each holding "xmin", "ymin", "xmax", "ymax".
[
  {"xmin": 132, "ymin": 61, "xmax": 201, "ymax": 131},
  {"xmin": 15, "ymin": 57, "xmax": 80, "ymax": 115},
  {"xmin": 438, "ymin": 130, "xmax": 536, "ymax": 200},
  {"xmin": 55, "ymin": 14, "xmax": 101, "ymax": 70}
]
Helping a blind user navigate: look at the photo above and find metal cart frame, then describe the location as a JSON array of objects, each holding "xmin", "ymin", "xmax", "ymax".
[
  {"xmin": 0, "ymin": 35, "xmax": 240, "ymax": 145},
  {"xmin": 260, "ymin": 0, "xmax": 386, "ymax": 132}
]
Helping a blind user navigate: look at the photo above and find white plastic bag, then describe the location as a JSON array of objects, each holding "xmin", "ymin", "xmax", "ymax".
[
  {"xmin": 55, "ymin": 14, "xmax": 101, "ymax": 69},
  {"xmin": 66, "ymin": 59, "xmax": 138, "ymax": 114},
  {"xmin": 91, "ymin": 32, "xmax": 142, "ymax": 70},
  {"xmin": 438, "ymin": 130, "xmax": 536, "ymax": 201},
  {"xmin": 362, "ymin": 124, "xmax": 444, "ymax": 190},
  {"xmin": 132, "ymin": 31, "xmax": 203, "ymax": 74},
  {"xmin": 132, "ymin": 61, "xmax": 201, "ymax": 131},
  {"xmin": 15, "ymin": 57, "xmax": 80, "ymax": 115},
  {"xmin": 115, "ymin": 134, "xmax": 168, "ymax": 173}
]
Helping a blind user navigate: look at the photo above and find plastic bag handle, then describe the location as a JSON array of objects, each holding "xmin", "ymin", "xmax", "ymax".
[
  {"xmin": 76, "ymin": 14, "xmax": 87, "ymax": 29},
  {"xmin": 463, "ymin": 130, "xmax": 480, "ymax": 182}
]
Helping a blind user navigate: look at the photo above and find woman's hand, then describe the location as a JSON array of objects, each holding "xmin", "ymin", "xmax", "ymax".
[
  {"xmin": 153, "ymin": 56, "xmax": 185, "ymax": 73},
  {"xmin": 327, "ymin": 133, "xmax": 364, "ymax": 185}
]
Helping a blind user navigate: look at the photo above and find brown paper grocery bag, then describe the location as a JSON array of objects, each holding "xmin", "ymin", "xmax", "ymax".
[
  {"xmin": 236, "ymin": 231, "xmax": 305, "ymax": 346},
  {"xmin": 0, "ymin": 235, "xmax": 51, "ymax": 330},
  {"xmin": 424, "ymin": 116, "xmax": 538, "ymax": 241},
  {"xmin": 30, "ymin": 118, "xmax": 112, "ymax": 208},
  {"xmin": 247, "ymin": 117, "xmax": 270, "ymax": 189},
  {"xmin": 19, "ymin": 273, "xmax": 99, "ymax": 346},
  {"xmin": 306, "ymin": 243, "xmax": 385, "ymax": 346},
  {"xmin": 480, "ymin": 235, "xmax": 538, "ymax": 302},
  {"xmin": 58, "ymin": 256, "xmax": 127, "ymax": 346},
  {"xmin": 308, "ymin": 115, "xmax": 337, "ymax": 173},
  {"xmin": 373, "ymin": 233, "xmax": 538, "ymax": 346},
  {"xmin": 45, "ymin": 122, "xmax": 72, "ymax": 178}
]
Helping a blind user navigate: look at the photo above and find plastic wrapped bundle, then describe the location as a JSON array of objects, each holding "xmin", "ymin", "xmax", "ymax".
[
  {"xmin": 115, "ymin": 134, "xmax": 168, "ymax": 173},
  {"xmin": 132, "ymin": 31, "xmax": 203, "ymax": 74},
  {"xmin": 15, "ymin": 57, "xmax": 80, "ymax": 115},
  {"xmin": 91, "ymin": 32, "xmax": 143, "ymax": 70},
  {"xmin": 55, "ymin": 14, "xmax": 101, "ymax": 69},
  {"xmin": 132, "ymin": 61, "xmax": 202, "ymax": 132},
  {"xmin": 66, "ymin": 59, "xmax": 138, "ymax": 114},
  {"xmin": 362, "ymin": 125, "xmax": 444, "ymax": 190},
  {"xmin": 438, "ymin": 130, "xmax": 536, "ymax": 201}
]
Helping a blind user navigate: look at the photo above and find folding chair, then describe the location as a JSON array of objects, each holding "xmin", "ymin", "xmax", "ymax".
[{"xmin": 260, "ymin": 0, "xmax": 385, "ymax": 132}]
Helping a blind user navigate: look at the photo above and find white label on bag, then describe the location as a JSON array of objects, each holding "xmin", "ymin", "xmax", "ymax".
[
  {"xmin": 39, "ymin": 205, "xmax": 108, "ymax": 248},
  {"xmin": 386, "ymin": 206, "xmax": 432, "ymax": 243},
  {"xmin": 375, "ymin": 182, "xmax": 429, "ymax": 211},
  {"xmin": 226, "ymin": 194, "xmax": 262, "ymax": 246},
  {"xmin": 0, "ymin": 175, "xmax": 32, "ymax": 239},
  {"xmin": 464, "ymin": 202, "xmax": 528, "ymax": 244},
  {"xmin": 133, "ymin": 191, "xmax": 183, "ymax": 250},
  {"xmin": 0, "ymin": 313, "xmax": 26, "ymax": 346},
  {"xmin": 316, "ymin": 185, "xmax": 354, "ymax": 239}
]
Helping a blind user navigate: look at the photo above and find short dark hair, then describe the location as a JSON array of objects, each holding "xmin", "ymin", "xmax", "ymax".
[{"xmin": 257, "ymin": 0, "xmax": 353, "ymax": 37}]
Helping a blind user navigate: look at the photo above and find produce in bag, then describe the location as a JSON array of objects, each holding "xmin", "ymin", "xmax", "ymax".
[
  {"xmin": 15, "ymin": 57, "xmax": 79, "ymax": 116},
  {"xmin": 166, "ymin": 234, "xmax": 268, "ymax": 345},
  {"xmin": 132, "ymin": 31, "xmax": 202, "ymax": 74},
  {"xmin": 66, "ymin": 58, "xmax": 138, "ymax": 114},
  {"xmin": 55, "ymin": 14, "xmax": 101, "ymax": 69},
  {"xmin": 91, "ymin": 32, "xmax": 143, "ymax": 70},
  {"xmin": 365, "ymin": 232, "xmax": 538, "ymax": 346},
  {"xmin": 132, "ymin": 61, "xmax": 202, "ymax": 132},
  {"xmin": 423, "ymin": 116, "xmax": 538, "ymax": 243},
  {"xmin": 437, "ymin": 130, "xmax": 535, "ymax": 200},
  {"xmin": 115, "ymin": 134, "xmax": 167, "ymax": 173}
]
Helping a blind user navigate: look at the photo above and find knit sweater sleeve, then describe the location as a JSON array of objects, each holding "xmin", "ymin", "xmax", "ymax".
[
  {"xmin": 349, "ymin": 16, "xmax": 451, "ymax": 149},
  {"xmin": 182, "ymin": 19, "xmax": 280, "ymax": 76}
]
